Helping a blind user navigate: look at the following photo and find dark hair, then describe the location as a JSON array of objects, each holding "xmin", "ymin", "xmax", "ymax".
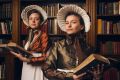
[
  {"xmin": 65, "ymin": 11, "xmax": 85, "ymax": 33},
  {"xmin": 27, "ymin": 9, "xmax": 44, "ymax": 23}
]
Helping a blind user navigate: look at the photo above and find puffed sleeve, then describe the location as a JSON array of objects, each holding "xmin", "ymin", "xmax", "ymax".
[{"xmin": 42, "ymin": 42, "xmax": 73, "ymax": 80}]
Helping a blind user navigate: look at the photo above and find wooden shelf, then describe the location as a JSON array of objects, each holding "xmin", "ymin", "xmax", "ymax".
[
  {"xmin": 97, "ymin": 15, "xmax": 120, "ymax": 20},
  {"xmin": 0, "ymin": 0, "xmax": 12, "ymax": 4},
  {"xmin": 0, "ymin": 18, "xmax": 12, "ymax": 21},
  {"xmin": 0, "ymin": 34, "xmax": 12, "ymax": 39},
  {"xmin": 96, "ymin": 35, "xmax": 120, "ymax": 42}
]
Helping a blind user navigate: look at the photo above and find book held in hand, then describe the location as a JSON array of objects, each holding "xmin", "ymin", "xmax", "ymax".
[
  {"xmin": 73, "ymin": 54, "xmax": 110, "ymax": 75},
  {"xmin": 0, "ymin": 42, "xmax": 33, "ymax": 58},
  {"xmin": 57, "ymin": 54, "xmax": 111, "ymax": 75}
]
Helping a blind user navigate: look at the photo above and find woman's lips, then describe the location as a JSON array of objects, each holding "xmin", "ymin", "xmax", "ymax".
[
  {"xmin": 66, "ymin": 29, "xmax": 72, "ymax": 31},
  {"xmin": 32, "ymin": 24, "xmax": 36, "ymax": 26}
]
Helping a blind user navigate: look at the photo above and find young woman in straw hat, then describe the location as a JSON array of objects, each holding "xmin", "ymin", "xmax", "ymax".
[
  {"xmin": 10, "ymin": 5, "xmax": 49, "ymax": 80},
  {"xmin": 42, "ymin": 5, "xmax": 103, "ymax": 80}
]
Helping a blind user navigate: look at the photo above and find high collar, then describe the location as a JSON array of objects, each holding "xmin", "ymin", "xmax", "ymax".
[{"xmin": 65, "ymin": 31, "xmax": 83, "ymax": 45}]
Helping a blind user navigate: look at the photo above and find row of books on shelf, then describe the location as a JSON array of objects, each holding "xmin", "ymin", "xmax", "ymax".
[
  {"xmin": 97, "ymin": 19, "xmax": 120, "ymax": 34},
  {"xmin": 48, "ymin": 18, "xmax": 58, "ymax": 34},
  {"xmin": 97, "ymin": 1, "xmax": 120, "ymax": 15},
  {"xmin": 0, "ymin": 3, "xmax": 12, "ymax": 19},
  {"xmin": 0, "ymin": 21, "xmax": 12, "ymax": 34},
  {"xmin": 0, "ymin": 39, "xmax": 9, "ymax": 44},
  {"xmin": 100, "ymin": 41, "xmax": 120, "ymax": 55},
  {"xmin": 103, "ymin": 67, "xmax": 120, "ymax": 80},
  {"xmin": 47, "ymin": 18, "xmax": 65, "ymax": 34},
  {"xmin": 40, "ymin": 4, "xmax": 60, "ymax": 17}
]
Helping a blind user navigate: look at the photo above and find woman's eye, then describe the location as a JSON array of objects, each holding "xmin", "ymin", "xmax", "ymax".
[
  {"xmin": 72, "ymin": 22, "xmax": 77, "ymax": 24},
  {"xmin": 29, "ymin": 18, "xmax": 32, "ymax": 20},
  {"xmin": 65, "ymin": 22, "xmax": 69, "ymax": 24},
  {"xmin": 35, "ymin": 18, "xmax": 39, "ymax": 20}
]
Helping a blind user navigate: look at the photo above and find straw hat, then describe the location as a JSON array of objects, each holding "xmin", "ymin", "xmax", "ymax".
[
  {"xmin": 57, "ymin": 5, "xmax": 90, "ymax": 32},
  {"xmin": 21, "ymin": 5, "xmax": 48, "ymax": 26}
]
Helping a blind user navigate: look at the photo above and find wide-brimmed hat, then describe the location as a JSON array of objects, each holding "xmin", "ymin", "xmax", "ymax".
[
  {"xmin": 57, "ymin": 5, "xmax": 90, "ymax": 32},
  {"xmin": 21, "ymin": 5, "xmax": 48, "ymax": 26}
]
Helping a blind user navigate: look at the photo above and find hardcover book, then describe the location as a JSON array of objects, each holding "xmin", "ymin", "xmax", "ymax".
[
  {"xmin": 73, "ymin": 54, "xmax": 110, "ymax": 75},
  {"xmin": 0, "ymin": 42, "xmax": 33, "ymax": 58},
  {"xmin": 57, "ymin": 54, "xmax": 111, "ymax": 75}
]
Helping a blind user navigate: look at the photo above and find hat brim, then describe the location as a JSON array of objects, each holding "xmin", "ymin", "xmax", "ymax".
[
  {"xmin": 57, "ymin": 5, "xmax": 90, "ymax": 32},
  {"xmin": 21, "ymin": 5, "xmax": 48, "ymax": 26}
]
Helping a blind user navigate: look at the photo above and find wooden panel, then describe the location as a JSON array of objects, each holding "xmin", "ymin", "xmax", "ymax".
[
  {"xmin": 5, "ymin": 0, "xmax": 20, "ymax": 80},
  {"xmin": 12, "ymin": 0, "xmax": 20, "ymax": 43},
  {"xmin": 86, "ymin": 0, "xmax": 97, "ymax": 47}
]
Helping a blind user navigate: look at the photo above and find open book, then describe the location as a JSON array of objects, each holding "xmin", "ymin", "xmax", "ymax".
[
  {"xmin": 73, "ymin": 54, "xmax": 110, "ymax": 75},
  {"xmin": 57, "ymin": 54, "xmax": 110, "ymax": 75},
  {"xmin": 0, "ymin": 42, "xmax": 33, "ymax": 58}
]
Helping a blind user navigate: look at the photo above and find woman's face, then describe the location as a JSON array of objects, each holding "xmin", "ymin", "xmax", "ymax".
[
  {"xmin": 65, "ymin": 15, "xmax": 83, "ymax": 34},
  {"xmin": 28, "ymin": 13, "xmax": 41, "ymax": 29}
]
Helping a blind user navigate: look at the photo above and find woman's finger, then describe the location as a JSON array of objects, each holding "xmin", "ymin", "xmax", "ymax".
[
  {"xmin": 73, "ymin": 75, "xmax": 79, "ymax": 80},
  {"xmin": 77, "ymin": 72, "xmax": 86, "ymax": 78},
  {"xmin": 10, "ymin": 51, "xmax": 30, "ymax": 62}
]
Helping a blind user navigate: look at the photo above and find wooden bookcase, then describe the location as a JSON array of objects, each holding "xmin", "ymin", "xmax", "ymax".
[
  {"xmin": 0, "ymin": 0, "xmax": 13, "ymax": 80},
  {"xmin": 0, "ymin": 0, "xmax": 22, "ymax": 80},
  {"xmin": 0, "ymin": 0, "xmax": 105, "ymax": 80},
  {"xmin": 96, "ymin": 0, "xmax": 120, "ymax": 57},
  {"xmin": 96, "ymin": 0, "xmax": 120, "ymax": 80}
]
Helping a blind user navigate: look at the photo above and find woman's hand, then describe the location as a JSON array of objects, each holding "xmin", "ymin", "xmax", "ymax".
[
  {"xmin": 30, "ymin": 54, "xmax": 46, "ymax": 63},
  {"xmin": 31, "ymin": 56, "xmax": 46, "ymax": 62},
  {"xmin": 10, "ymin": 51, "xmax": 30, "ymax": 62},
  {"xmin": 73, "ymin": 72, "xmax": 86, "ymax": 80}
]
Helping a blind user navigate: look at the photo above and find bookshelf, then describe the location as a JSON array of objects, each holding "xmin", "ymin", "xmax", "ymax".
[
  {"xmin": 96, "ymin": 0, "xmax": 120, "ymax": 55},
  {"xmin": 0, "ymin": 0, "xmax": 13, "ymax": 80},
  {"xmin": 0, "ymin": 0, "xmax": 97, "ymax": 80},
  {"xmin": 0, "ymin": 0, "xmax": 22, "ymax": 80},
  {"xmin": 96, "ymin": 0, "xmax": 120, "ymax": 80}
]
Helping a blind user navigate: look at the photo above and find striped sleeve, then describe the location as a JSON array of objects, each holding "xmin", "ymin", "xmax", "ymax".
[{"xmin": 34, "ymin": 32, "xmax": 48, "ymax": 52}]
